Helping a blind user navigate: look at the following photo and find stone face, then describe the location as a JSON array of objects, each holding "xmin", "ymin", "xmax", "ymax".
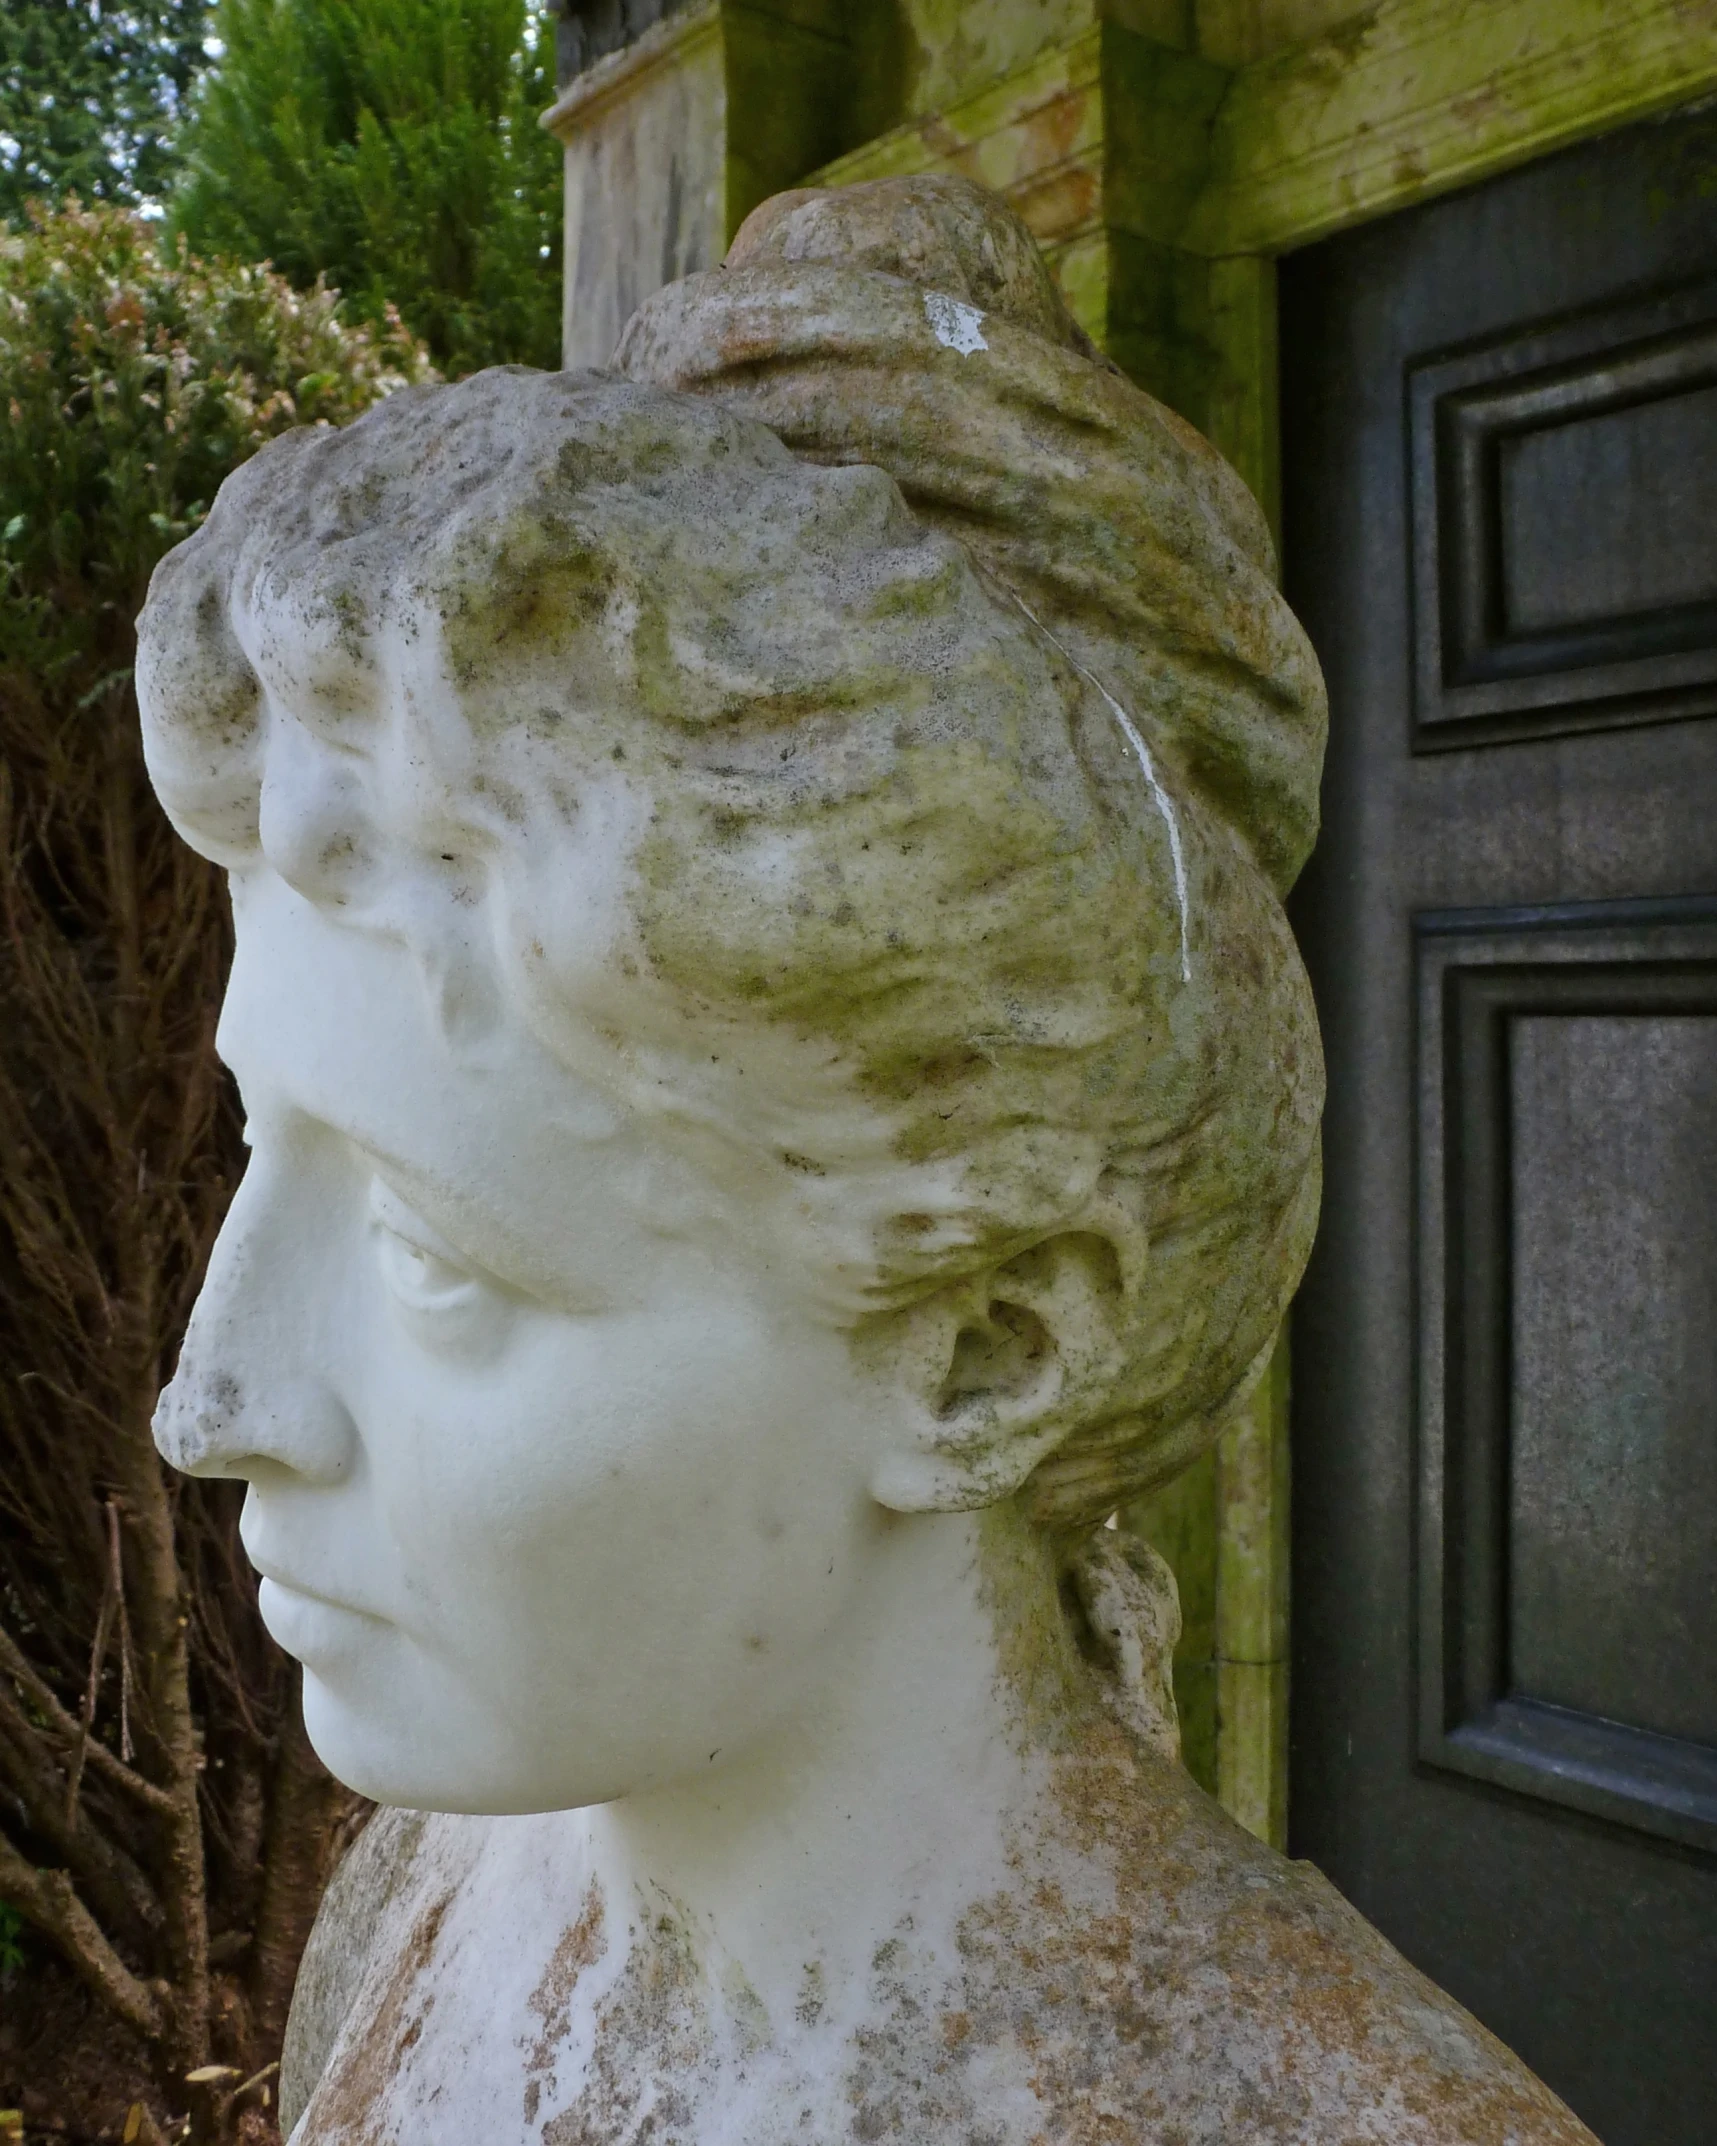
[{"xmin": 135, "ymin": 176, "xmax": 1592, "ymax": 2144}]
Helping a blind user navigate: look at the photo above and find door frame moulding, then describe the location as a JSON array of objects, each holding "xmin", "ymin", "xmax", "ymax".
[
  {"xmin": 1187, "ymin": 0, "xmax": 1717, "ymax": 544},
  {"xmin": 1186, "ymin": 0, "xmax": 1717, "ymax": 255}
]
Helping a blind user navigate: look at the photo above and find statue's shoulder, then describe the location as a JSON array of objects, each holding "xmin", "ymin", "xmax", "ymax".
[
  {"xmin": 279, "ymin": 1805, "xmax": 463, "ymax": 2139},
  {"xmin": 275, "ymin": 1768, "xmax": 1598, "ymax": 2146},
  {"xmin": 1070, "ymin": 1759, "xmax": 1600, "ymax": 2145}
]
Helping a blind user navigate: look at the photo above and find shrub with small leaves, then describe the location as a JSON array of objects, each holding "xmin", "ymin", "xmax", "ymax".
[{"xmin": 1, "ymin": 196, "xmax": 431, "ymax": 652}]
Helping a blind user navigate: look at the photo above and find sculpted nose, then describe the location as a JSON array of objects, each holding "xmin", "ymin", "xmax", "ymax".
[
  {"xmin": 155, "ymin": 1145, "xmax": 358, "ymax": 1482},
  {"xmin": 154, "ymin": 1352, "xmax": 358, "ymax": 1482},
  {"xmin": 152, "ymin": 1348, "xmax": 246, "ymax": 1475},
  {"xmin": 155, "ymin": 1205, "xmax": 358, "ymax": 1483}
]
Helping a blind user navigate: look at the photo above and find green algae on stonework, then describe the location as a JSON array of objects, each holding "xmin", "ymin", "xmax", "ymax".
[{"xmin": 977, "ymin": 1503, "xmax": 1094, "ymax": 1748}]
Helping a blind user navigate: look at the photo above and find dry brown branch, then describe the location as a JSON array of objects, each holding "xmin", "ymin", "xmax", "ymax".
[
  {"xmin": 0, "ymin": 1709, "xmax": 163, "ymax": 1949},
  {"xmin": 65, "ymin": 1498, "xmax": 127, "ymax": 1824},
  {"xmin": 0, "ymin": 1834, "xmax": 164, "ymax": 2039}
]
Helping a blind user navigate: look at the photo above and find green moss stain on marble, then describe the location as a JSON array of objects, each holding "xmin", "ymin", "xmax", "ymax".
[
  {"xmin": 1214, "ymin": 1328, "xmax": 1291, "ymax": 1845},
  {"xmin": 1123, "ymin": 1328, "xmax": 1289, "ymax": 1838},
  {"xmin": 1102, "ymin": 27, "xmax": 1227, "ymax": 244},
  {"xmin": 814, "ymin": 26, "xmax": 1103, "ymax": 212},
  {"xmin": 723, "ymin": 5, "xmax": 857, "ymax": 235},
  {"xmin": 880, "ymin": 0, "xmax": 1094, "ymax": 123},
  {"xmin": 1123, "ymin": 1445, "xmax": 1220, "ymax": 1796},
  {"xmin": 1192, "ymin": 0, "xmax": 1372, "ymax": 68}
]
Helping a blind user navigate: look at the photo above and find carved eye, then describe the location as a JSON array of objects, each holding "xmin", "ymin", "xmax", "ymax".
[
  {"xmin": 377, "ymin": 1233, "xmax": 475, "ymax": 1311},
  {"xmin": 368, "ymin": 1179, "xmax": 484, "ymax": 1315}
]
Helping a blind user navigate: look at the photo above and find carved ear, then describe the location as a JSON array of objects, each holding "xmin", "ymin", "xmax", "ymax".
[{"xmin": 867, "ymin": 1233, "xmax": 1124, "ymax": 1514}]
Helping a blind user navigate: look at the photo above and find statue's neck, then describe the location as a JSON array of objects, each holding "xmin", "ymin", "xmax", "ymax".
[{"xmin": 577, "ymin": 1501, "xmax": 1099, "ymax": 2022}]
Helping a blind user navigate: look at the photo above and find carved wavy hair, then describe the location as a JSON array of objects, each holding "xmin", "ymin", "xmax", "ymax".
[{"xmin": 137, "ymin": 182, "xmax": 1324, "ymax": 1532}]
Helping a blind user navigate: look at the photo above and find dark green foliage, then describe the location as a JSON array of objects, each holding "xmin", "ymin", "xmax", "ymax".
[
  {"xmin": 0, "ymin": 0, "xmax": 212, "ymax": 220},
  {"xmin": 171, "ymin": 0, "xmax": 563, "ymax": 375}
]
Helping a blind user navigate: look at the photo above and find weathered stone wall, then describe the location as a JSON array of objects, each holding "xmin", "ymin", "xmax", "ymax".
[
  {"xmin": 552, "ymin": 6, "xmax": 726, "ymax": 368},
  {"xmin": 545, "ymin": 0, "xmax": 876, "ymax": 366}
]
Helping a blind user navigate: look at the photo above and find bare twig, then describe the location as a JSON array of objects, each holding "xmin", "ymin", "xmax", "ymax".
[
  {"xmin": 0, "ymin": 1617, "xmax": 178, "ymax": 1820},
  {"xmin": 65, "ymin": 1498, "xmax": 125, "ymax": 1827}
]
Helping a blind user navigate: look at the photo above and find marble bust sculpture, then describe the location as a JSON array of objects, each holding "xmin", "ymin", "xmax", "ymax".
[{"xmin": 138, "ymin": 178, "xmax": 1593, "ymax": 2144}]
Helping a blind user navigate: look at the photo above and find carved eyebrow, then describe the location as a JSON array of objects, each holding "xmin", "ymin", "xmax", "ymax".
[{"xmin": 363, "ymin": 1168, "xmax": 607, "ymax": 1317}]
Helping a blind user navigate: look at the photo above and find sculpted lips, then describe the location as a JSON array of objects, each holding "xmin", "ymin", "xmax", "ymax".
[
  {"xmin": 251, "ymin": 1565, "xmax": 379, "ymax": 1619},
  {"xmin": 256, "ymin": 1576, "xmax": 390, "ymax": 1672},
  {"xmin": 247, "ymin": 1544, "xmax": 391, "ymax": 1643},
  {"xmin": 241, "ymin": 1508, "xmax": 389, "ymax": 1627}
]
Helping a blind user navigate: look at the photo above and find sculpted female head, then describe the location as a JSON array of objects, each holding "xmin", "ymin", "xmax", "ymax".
[{"xmin": 140, "ymin": 181, "xmax": 1323, "ymax": 1815}]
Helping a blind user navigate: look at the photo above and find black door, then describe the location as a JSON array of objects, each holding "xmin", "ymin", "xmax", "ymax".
[{"xmin": 1282, "ymin": 106, "xmax": 1717, "ymax": 2146}]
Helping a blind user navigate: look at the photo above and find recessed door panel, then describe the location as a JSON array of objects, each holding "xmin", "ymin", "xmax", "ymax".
[
  {"xmin": 1501, "ymin": 381, "xmax": 1717, "ymax": 631},
  {"xmin": 1414, "ymin": 902, "xmax": 1717, "ymax": 1855},
  {"xmin": 1408, "ymin": 281, "xmax": 1717, "ymax": 743},
  {"xmin": 1508, "ymin": 1010, "xmax": 1717, "ymax": 1745}
]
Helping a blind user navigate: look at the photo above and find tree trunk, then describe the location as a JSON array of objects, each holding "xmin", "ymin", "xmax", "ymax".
[{"xmin": 247, "ymin": 1678, "xmax": 347, "ymax": 2060}]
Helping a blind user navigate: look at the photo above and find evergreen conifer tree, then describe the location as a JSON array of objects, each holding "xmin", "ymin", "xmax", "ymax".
[
  {"xmin": 0, "ymin": 0, "xmax": 211, "ymax": 220},
  {"xmin": 171, "ymin": 0, "xmax": 562, "ymax": 375}
]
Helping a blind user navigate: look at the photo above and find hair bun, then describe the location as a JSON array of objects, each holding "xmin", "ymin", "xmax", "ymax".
[
  {"xmin": 615, "ymin": 173, "xmax": 1324, "ymax": 894},
  {"xmin": 725, "ymin": 173, "xmax": 1098, "ymax": 358}
]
